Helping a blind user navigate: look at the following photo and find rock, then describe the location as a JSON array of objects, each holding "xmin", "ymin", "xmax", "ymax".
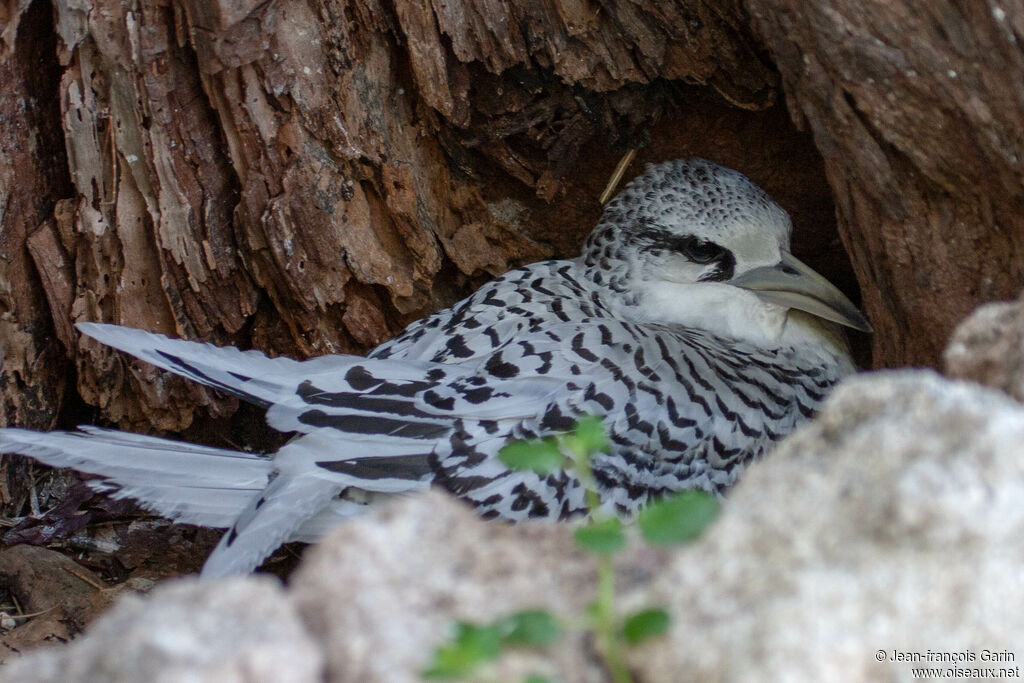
[
  {"xmin": 630, "ymin": 370, "xmax": 1024, "ymax": 682},
  {"xmin": 289, "ymin": 492, "xmax": 623, "ymax": 682},
  {"xmin": 2, "ymin": 576, "xmax": 323, "ymax": 682},
  {"xmin": 944, "ymin": 295, "xmax": 1024, "ymax": 402}
]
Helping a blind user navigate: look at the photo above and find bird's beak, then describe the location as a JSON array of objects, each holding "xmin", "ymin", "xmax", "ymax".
[{"xmin": 729, "ymin": 252, "xmax": 873, "ymax": 332}]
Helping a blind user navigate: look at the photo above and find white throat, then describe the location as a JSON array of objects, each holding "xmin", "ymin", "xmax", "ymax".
[
  {"xmin": 633, "ymin": 280, "xmax": 785, "ymax": 344},
  {"xmin": 627, "ymin": 279, "xmax": 854, "ymax": 365}
]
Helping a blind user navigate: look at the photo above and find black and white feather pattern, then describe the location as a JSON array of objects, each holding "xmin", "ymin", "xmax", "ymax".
[{"xmin": 0, "ymin": 159, "xmax": 856, "ymax": 578}]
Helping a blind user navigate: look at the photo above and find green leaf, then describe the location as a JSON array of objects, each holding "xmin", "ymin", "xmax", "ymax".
[
  {"xmin": 622, "ymin": 607, "xmax": 671, "ymax": 645},
  {"xmin": 523, "ymin": 676, "xmax": 557, "ymax": 683},
  {"xmin": 421, "ymin": 646, "xmax": 475, "ymax": 680},
  {"xmin": 638, "ymin": 490, "xmax": 720, "ymax": 546},
  {"xmin": 572, "ymin": 416, "xmax": 609, "ymax": 454},
  {"xmin": 500, "ymin": 610, "xmax": 562, "ymax": 647},
  {"xmin": 573, "ymin": 517, "xmax": 625, "ymax": 555},
  {"xmin": 499, "ymin": 439, "xmax": 564, "ymax": 475},
  {"xmin": 422, "ymin": 622, "xmax": 504, "ymax": 679}
]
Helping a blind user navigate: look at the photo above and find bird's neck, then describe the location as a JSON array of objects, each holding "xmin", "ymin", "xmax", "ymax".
[{"xmin": 579, "ymin": 260, "xmax": 854, "ymax": 367}]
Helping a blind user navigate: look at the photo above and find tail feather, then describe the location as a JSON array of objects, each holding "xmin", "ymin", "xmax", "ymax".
[
  {"xmin": 200, "ymin": 474, "xmax": 342, "ymax": 579},
  {"xmin": 77, "ymin": 322, "xmax": 308, "ymax": 409},
  {"xmin": 0, "ymin": 427, "xmax": 273, "ymax": 527},
  {"xmin": 92, "ymin": 481, "xmax": 263, "ymax": 528},
  {"xmin": 2, "ymin": 323, "xmax": 547, "ymax": 576},
  {"xmin": 290, "ymin": 497, "xmax": 372, "ymax": 542},
  {"xmin": 0, "ymin": 426, "xmax": 377, "ymax": 546}
]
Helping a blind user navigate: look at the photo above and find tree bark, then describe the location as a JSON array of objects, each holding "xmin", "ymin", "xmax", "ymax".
[
  {"xmin": 0, "ymin": 0, "xmax": 70, "ymax": 432},
  {"xmin": 2, "ymin": 0, "xmax": 1019, "ymax": 433},
  {"xmin": 1, "ymin": 0, "xmax": 798, "ymax": 433},
  {"xmin": 748, "ymin": 0, "xmax": 1024, "ymax": 367}
]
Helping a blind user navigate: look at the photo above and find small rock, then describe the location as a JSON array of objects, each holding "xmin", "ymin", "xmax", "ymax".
[
  {"xmin": 0, "ymin": 612, "xmax": 17, "ymax": 631},
  {"xmin": 125, "ymin": 577, "xmax": 157, "ymax": 593},
  {"xmin": 944, "ymin": 294, "xmax": 1024, "ymax": 401},
  {"xmin": 2, "ymin": 576, "xmax": 323, "ymax": 682},
  {"xmin": 289, "ymin": 491, "xmax": 611, "ymax": 683},
  {"xmin": 0, "ymin": 545, "xmax": 107, "ymax": 620}
]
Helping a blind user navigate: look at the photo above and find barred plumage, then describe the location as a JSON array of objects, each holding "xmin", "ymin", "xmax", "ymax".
[{"xmin": 0, "ymin": 159, "xmax": 869, "ymax": 578}]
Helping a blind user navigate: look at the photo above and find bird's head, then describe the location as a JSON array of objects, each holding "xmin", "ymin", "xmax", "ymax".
[{"xmin": 582, "ymin": 158, "xmax": 871, "ymax": 346}]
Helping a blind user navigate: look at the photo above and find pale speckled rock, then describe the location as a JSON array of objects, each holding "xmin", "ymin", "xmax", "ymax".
[
  {"xmin": 2, "ymin": 576, "xmax": 323, "ymax": 683},
  {"xmin": 288, "ymin": 491, "xmax": 646, "ymax": 683},
  {"xmin": 628, "ymin": 370, "xmax": 1024, "ymax": 682},
  {"xmin": 945, "ymin": 295, "xmax": 1024, "ymax": 402}
]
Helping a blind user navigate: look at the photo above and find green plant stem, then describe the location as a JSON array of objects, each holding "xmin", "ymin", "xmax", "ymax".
[
  {"xmin": 597, "ymin": 552, "xmax": 630, "ymax": 683},
  {"xmin": 566, "ymin": 436, "xmax": 602, "ymax": 514},
  {"xmin": 565, "ymin": 435, "xmax": 631, "ymax": 683}
]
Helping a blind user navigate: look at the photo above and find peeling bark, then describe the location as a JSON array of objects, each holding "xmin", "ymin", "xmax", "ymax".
[
  {"xmin": 0, "ymin": 0, "xmax": 70, "ymax": 431},
  {"xmin": 2, "ymin": 0, "xmax": 790, "ymax": 432},
  {"xmin": 748, "ymin": 0, "xmax": 1024, "ymax": 367},
  {"xmin": 9, "ymin": 0, "xmax": 1013, "ymax": 429}
]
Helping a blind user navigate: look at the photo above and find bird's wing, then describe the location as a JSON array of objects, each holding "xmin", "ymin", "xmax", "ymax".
[
  {"xmin": 76, "ymin": 318, "xmax": 830, "ymax": 515},
  {"xmin": 404, "ymin": 320, "xmax": 839, "ymax": 513},
  {"xmin": 369, "ymin": 259, "xmax": 586, "ymax": 365},
  {"xmin": 78, "ymin": 322, "xmax": 469, "ymax": 410},
  {"xmin": 79, "ymin": 319, "xmax": 810, "ymax": 470},
  {"xmin": 74, "ymin": 323, "xmax": 562, "ymax": 481}
]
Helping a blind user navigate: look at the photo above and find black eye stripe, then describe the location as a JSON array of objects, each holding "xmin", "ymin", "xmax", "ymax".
[
  {"xmin": 697, "ymin": 249, "xmax": 736, "ymax": 281},
  {"xmin": 633, "ymin": 227, "xmax": 729, "ymax": 266}
]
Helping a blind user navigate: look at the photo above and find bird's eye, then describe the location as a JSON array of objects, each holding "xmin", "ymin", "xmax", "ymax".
[{"xmin": 683, "ymin": 240, "xmax": 725, "ymax": 264}]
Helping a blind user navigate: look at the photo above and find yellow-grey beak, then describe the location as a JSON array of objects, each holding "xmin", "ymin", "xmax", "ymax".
[{"xmin": 729, "ymin": 252, "xmax": 873, "ymax": 332}]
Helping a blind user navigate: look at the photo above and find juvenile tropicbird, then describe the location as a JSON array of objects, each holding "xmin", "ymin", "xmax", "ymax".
[{"xmin": 0, "ymin": 159, "xmax": 870, "ymax": 578}]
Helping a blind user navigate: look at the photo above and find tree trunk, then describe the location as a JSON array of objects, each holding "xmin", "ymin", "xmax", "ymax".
[
  {"xmin": 0, "ymin": 0, "xmax": 70, "ymax": 432},
  {"xmin": 1, "ymin": 0, "xmax": 801, "ymax": 435},
  {"xmin": 1, "ymin": 2, "xmax": 1019, "ymax": 455},
  {"xmin": 748, "ymin": 0, "xmax": 1024, "ymax": 367}
]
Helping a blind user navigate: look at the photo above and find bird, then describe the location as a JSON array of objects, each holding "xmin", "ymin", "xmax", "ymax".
[{"xmin": 0, "ymin": 159, "xmax": 871, "ymax": 578}]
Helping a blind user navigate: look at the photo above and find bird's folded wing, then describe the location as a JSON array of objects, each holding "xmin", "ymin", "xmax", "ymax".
[{"xmin": 76, "ymin": 323, "xmax": 563, "ymax": 439}]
